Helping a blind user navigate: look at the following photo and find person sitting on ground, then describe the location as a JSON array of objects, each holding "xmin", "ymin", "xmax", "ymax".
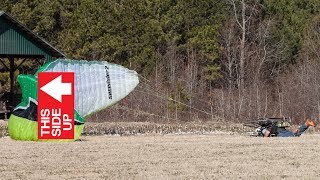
[{"xmin": 262, "ymin": 119, "xmax": 316, "ymax": 137}]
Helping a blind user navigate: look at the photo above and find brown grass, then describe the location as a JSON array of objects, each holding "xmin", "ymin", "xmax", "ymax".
[
  {"xmin": 82, "ymin": 121, "xmax": 253, "ymax": 135},
  {"xmin": 0, "ymin": 120, "xmax": 255, "ymax": 137},
  {"xmin": 0, "ymin": 120, "xmax": 8, "ymax": 138},
  {"xmin": 0, "ymin": 119, "xmax": 318, "ymax": 137},
  {"xmin": 1, "ymin": 133, "xmax": 320, "ymax": 179}
]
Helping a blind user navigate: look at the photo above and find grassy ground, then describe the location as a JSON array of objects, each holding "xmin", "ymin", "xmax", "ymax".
[
  {"xmin": 81, "ymin": 121, "xmax": 253, "ymax": 135},
  {"xmin": 1, "ymin": 119, "xmax": 317, "ymax": 137},
  {"xmin": 0, "ymin": 120, "xmax": 254, "ymax": 138},
  {"xmin": 1, "ymin": 133, "xmax": 320, "ymax": 179},
  {"xmin": 0, "ymin": 120, "xmax": 8, "ymax": 138}
]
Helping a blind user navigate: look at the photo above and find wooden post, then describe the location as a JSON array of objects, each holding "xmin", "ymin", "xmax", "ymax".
[{"xmin": 9, "ymin": 57, "xmax": 14, "ymax": 109}]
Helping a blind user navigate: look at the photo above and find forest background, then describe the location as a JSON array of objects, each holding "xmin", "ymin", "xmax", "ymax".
[{"xmin": 1, "ymin": 0, "xmax": 320, "ymax": 124}]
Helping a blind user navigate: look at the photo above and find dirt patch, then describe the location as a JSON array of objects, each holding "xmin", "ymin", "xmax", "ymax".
[{"xmin": 1, "ymin": 134, "xmax": 320, "ymax": 179}]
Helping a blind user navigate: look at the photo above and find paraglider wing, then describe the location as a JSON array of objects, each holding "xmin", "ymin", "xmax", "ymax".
[
  {"xmin": 38, "ymin": 59, "xmax": 139, "ymax": 117},
  {"xmin": 8, "ymin": 59, "xmax": 139, "ymax": 141}
]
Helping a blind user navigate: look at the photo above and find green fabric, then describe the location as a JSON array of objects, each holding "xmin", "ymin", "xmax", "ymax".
[
  {"xmin": 17, "ymin": 75, "xmax": 37, "ymax": 107},
  {"xmin": 9, "ymin": 70, "xmax": 85, "ymax": 141},
  {"xmin": 9, "ymin": 61, "xmax": 86, "ymax": 141},
  {"xmin": 16, "ymin": 74, "xmax": 85, "ymax": 124},
  {"xmin": 8, "ymin": 114, "xmax": 84, "ymax": 141}
]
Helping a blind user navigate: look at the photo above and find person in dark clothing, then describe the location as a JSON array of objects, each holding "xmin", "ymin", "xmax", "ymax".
[{"xmin": 262, "ymin": 119, "xmax": 316, "ymax": 137}]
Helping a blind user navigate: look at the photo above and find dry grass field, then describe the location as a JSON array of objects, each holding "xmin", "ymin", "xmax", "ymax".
[{"xmin": 1, "ymin": 132, "xmax": 320, "ymax": 179}]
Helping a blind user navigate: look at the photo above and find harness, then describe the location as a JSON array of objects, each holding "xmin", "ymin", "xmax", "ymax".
[{"xmin": 268, "ymin": 125, "xmax": 279, "ymax": 136}]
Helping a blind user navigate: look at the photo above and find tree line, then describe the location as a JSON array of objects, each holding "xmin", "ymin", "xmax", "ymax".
[{"xmin": 1, "ymin": 0, "xmax": 320, "ymax": 123}]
